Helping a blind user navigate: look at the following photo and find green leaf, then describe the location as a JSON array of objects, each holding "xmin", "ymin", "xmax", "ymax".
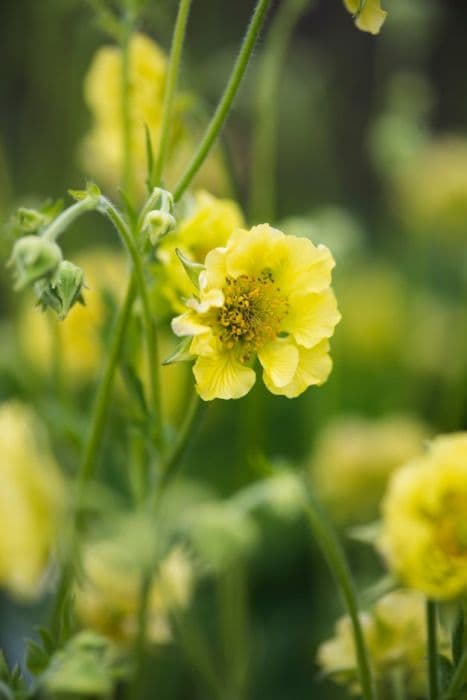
[
  {"xmin": 162, "ymin": 337, "xmax": 193, "ymax": 365},
  {"xmin": 144, "ymin": 123, "xmax": 155, "ymax": 193},
  {"xmin": 438, "ymin": 654, "xmax": 455, "ymax": 693},
  {"xmin": 26, "ymin": 640, "xmax": 50, "ymax": 676},
  {"xmin": 175, "ymin": 248, "xmax": 204, "ymax": 289}
]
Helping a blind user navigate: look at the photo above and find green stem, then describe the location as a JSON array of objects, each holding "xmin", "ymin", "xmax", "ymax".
[
  {"xmin": 42, "ymin": 197, "xmax": 97, "ymax": 242},
  {"xmin": 101, "ymin": 198, "xmax": 163, "ymax": 446},
  {"xmin": 427, "ymin": 600, "xmax": 440, "ymax": 700},
  {"xmin": 156, "ymin": 390, "xmax": 203, "ymax": 497},
  {"xmin": 304, "ymin": 491, "xmax": 375, "ymax": 700},
  {"xmin": 444, "ymin": 647, "xmax": 467, "ymax": 699},
  {"xmin": 78, "ymin": 275, "xmax": 136, "ymax": 486},
  {"xmin": 250, "ymin": 0, "xmax": 311, "ymax": 222},
  {"xmin": 391, "ymin": 668, "xmax": 406, "ymax": 700},
  {"xmin": 153, "ymin": 0, "xmax": 193, "ymax": 186},
  {"xmin": 173, "ymin": 0, "xmax": 273, "ymax": 202}
]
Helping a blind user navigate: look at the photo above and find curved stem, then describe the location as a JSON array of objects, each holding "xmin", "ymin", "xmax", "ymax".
[
  {"xmin": 42, "ymin": 197, "xmax": 97, "ymax": 242},
  {"xmin": 101, "ymin": 198, "xmax": 163, "ymax": 446},
  {"xmin": 444, "ymin": 647, "xmax": 467, "ymax": 699},
  {"xmin": 173, "ymin": 0, "xmax": 273, "ymax": 202},
  {"xmin": 427, "ymin": 600, "xmax": 440, "ymax": 700},
  {"xmin": 153, "ymin": 0, "xmax": 193, "ymax": 186},
  {"xmin": 250, "ymin": 0, "xmax": 311, "ymax": 222},
  {"xmin": 78, "ymin": 275, "xmax": 137, "ymax": 485},
  {"xmin": 304, "ymin": 490, "xmax": 376, "ymax": 700}
]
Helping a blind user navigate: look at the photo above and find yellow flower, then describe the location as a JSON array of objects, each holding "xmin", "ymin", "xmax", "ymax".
[
  {"xmin": 172, "ymin": 224, "xmax": 340, "ymax": 400},
  {"xmin": 81, "ymin": 33, "xmax": 187, "ymax": 197},
  {"xmin": 343, "ymin": 0, "xmax": 387, "ymax": 34},
  {"xmin": 0, "ymin": 401, "xmax": 65, "ymax": 599},
  {"xmin": 18, "ymin": 248, "xmax": 127, "ymax": 382},
  {"xmin": 380, "ymin": 433, "xmax": 467, "ymax": 600},
  {"xmin": 317, "ymin": 589, "xmax": 443, "ymax": 697},
  {"xmin": 337, "ymin": 263, "xmax": 407, "ymax": 362},
  {"xmin": 76, "ymin": 521, "xmax": 193, "ymax": 645},
  {"xmin": 157, "ymin": 190, "xmax": 244, "ymax": 313},
  {"xmin": 311, "ymin": 414, "xmax": 429, "ymax": 526}
]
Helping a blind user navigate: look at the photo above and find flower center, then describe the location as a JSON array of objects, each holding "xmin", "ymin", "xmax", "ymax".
[
  {"xmin": 434, "ymin": 492, "xmax": 467, "ymax": 558},
  {"xmin": 214, "ymin": 272, "xmax": 288, "ymax": 355}
]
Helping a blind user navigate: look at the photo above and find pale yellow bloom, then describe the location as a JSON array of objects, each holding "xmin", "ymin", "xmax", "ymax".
[
  {"xmin": 311, "ymin": 415, "xmax": 429, "ymax": 526},
  {"xmin": 380, "ymin": 433, "xmax": 467, "ymax": 600},
  {"xmin": 318, "ymin": 590, "xmax": 445, "ymax": 697},
  {"xmin": 337, "ymin": 263, "xmax": 407, "ymax": 361},
  {"xmin": 172, "ymin": 224, "xmax": 340, "ymax": 400},
  {"xmin": 81, "ymin": 33, "xmax": 187, "ymax": 197},
  {"xmin": 343, "ymin": 0, "xmax": 387, "ymax": 34},
  {"xmin": 76, "ymin": 526, "xmax": 193, "ymax": 645},
  {"xmin": 0, "ymin": 401, "xmax": 65, "ymax": 599},
  {"xmin": 394, "ymin": 136, "xmax": 467, "ymax": 240},
  {"xmin": 18, "ymin": 248, "xmax": 127, "ymax": 382},
  {"xmin": 157, "ymin": 190, "xmax": 244, "ymax": 313}
]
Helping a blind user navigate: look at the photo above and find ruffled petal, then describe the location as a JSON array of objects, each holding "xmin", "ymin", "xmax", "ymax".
[
  {"xmin": 258, "ymin": 340, "xmax": 299, "ymax": 388},
  {"xmin": 282, "ymin": 289, "xmax": 341, "ymax": 348},
  {"xmin": 193, "ymin": 354, "xmax": 256, "ymax": 401},
  {"xmin": 274, "ymin": 237, "xmax": 336, "ymax": 296},
  {"xmin": 186, "ymin": 288, "xmax": 224, "ymax": 313},
  {"xmin": 225, "ymin": 225, "xmax": 283, "ymax": 279},
  {"xmin": 344, "ymin": 0, "xmax": 387, "ymax": 34},
  {"xmin": 171, "ymin": 312, "xmax": 210, "ymax": 337},
  {"xmin": 264, "ymin": 340, "xmax": 333, "ymax": 398}
]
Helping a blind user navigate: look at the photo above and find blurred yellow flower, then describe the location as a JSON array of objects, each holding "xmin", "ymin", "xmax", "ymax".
[
  {"xmin": 81, "ymin": 33, "xmax": 187, "ymax": 197},
  {"xmin": 317, "ymin": 589, "xmax": 442, "ymax": 697},
  {"xmin": 172, "ymin": 224, "xmax": 340, "ymax": 400},
  {"xmin": 394, "ymin": 136, "xmax": 467, "ymax": 240},
  {"xmin": 343, "ymin": 0, "xmax": 387, "ymax": 34},
  {"xmin": 18, "ymin": 248, "xmax": 127, "ymax": 383},
  {"xmin": 336, "ymin": 263, "xmax": 407, "ymax": 362},
  {"xmin": 380, "ymin": 433, "xmax": 467, "ymax": 600},
  {"xmin": 157, "ymin": 190, "xmax": 244, "ymax": 313},
  {"xmin": 76, "ymin": 525, "xmax": 193, "ymax": 645},
  {"xmin": 0, "ymin": 401, "xmax": 65, "ymax": 599},
  {"xmin": 311, "ymin": 414, "xmax": 429, "ymax": 526}
]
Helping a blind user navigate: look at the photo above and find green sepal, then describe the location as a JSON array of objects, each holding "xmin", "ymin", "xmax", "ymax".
[
  {"xmin": 162, "ymin": 337, "xmax": 193, "ymax": 365},
  {"xmin": 176, "ymin": 248, "xmax": 204, "ymax": 289}
]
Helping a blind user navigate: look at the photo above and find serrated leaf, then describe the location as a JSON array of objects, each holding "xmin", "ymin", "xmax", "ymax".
[{"xmin": 26, "ymin": 640, "xmax": 50, "ymax": 676}]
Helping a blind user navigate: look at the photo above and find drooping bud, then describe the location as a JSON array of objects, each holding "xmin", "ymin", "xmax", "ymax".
[
  {"xmin": 35, "ymin": 260, "xmax": 85, "ymax": 320},
  {"xmin": 8, "ymin": 236, "xmax": 62, "ymax": 290},
  {"xmin": 143, "ymin": 208, "xmax": 176, "ymax": 245}
]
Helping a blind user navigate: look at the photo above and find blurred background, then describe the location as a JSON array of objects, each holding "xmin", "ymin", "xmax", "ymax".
[{"xmin": 1, "ymin": 0, "xmax": 467, "ymax": 698}]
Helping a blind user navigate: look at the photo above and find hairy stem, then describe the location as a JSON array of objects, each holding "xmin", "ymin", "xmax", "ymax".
[
  {"xmin": 304, "ymin": 490, "xmax": 376, "ymax": 700},
  {"xmin": 173, "ymin": 0, "xmax": 273, "ymax": 202}
]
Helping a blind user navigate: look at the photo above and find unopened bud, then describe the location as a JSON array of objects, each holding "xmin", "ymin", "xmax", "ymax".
[
  {"xmin": 8, "ymin": 235, "xmax": 62, "ymax": 290},
  {"xmin": 35, "ymin": 260, "xmax": 85, "ymax": 320},
  {"xmin": 143, "ymin": 209, "xmax": 176, "ymax": 245}
]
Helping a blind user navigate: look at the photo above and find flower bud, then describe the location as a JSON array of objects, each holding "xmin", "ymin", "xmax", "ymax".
[
  {"xmin": 16, "ymin": 207, "xmax": 48, "ymax": 233},
  {"xmin": 143, "ymin": 209, "xmax": 176, "ymax": 245},
  {"xmin": 8, "ymin": 235, "xmax": 62, "ymax": 290},
  {"xmin": 35, "ymin": 260, "xmax": 85, "ymax": 320}
]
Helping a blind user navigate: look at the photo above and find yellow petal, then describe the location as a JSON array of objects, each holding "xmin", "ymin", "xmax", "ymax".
[
  {"xmin": 274, "ymin": 237, "xmax": 336, "ymax": 296},
  {"xmin": 171, "ymin": 312, "xmax": 210, "ymax": 337},
  {"xmin": 264, "ymin": 340, "xmax": 333, "ymax": 398},
  {"xmin": 258, "ymin": 340, "xmax": 299, "ymax": 388},
  {"xmin": 186, "ymin": 288, "xmax": 224, "ymax": 313},
  {"xmin": 193, "ymin": 354, "xmax": 256, "ymax": 401},
  {"xmin": 344, "ymin": 0, "xmax": 387, "ymax": 34},
  {"xmin": 225, "ymin": 225, "xmax": 283, "ymax": 279},
  {"xmin": 282, "ymin": 289, "xmax": 341, "ymax": 348}
]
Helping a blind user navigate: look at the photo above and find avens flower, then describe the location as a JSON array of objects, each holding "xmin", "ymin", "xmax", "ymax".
[{"xmin": 172, "ymin": 224, "xmax": 340, "ymax": 400}]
